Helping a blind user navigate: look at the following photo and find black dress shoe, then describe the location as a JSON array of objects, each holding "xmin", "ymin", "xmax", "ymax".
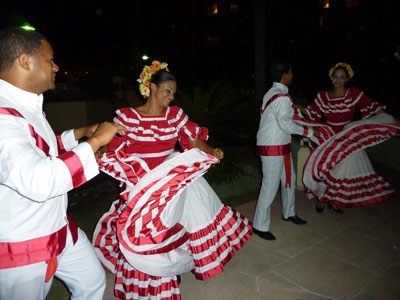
[
  {"xmin": 316, "ymin": 201, "xmax": 324, "ymax": 213},
  {"xmin": 252, "ymin": 228, "xmax": 276, "ymax": 240},
  {"xmin": 327, "ymin": 203, "xmax": 344, "ymax": 214},
  {"xmin": 282, "ymin": 215, "xmax": 307, "ymax": 225}
]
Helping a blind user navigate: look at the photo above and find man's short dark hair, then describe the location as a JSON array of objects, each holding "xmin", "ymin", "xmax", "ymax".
[
  {"xmin": 270, "ymin": 60, "xmax": 291, "ymax": 82},
  {"xmin": 0, "ymin": 27, "xmax": 47, "ymax": 72}
]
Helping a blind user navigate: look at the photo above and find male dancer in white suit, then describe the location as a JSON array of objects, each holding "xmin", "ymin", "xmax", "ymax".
[
  {"xmin": 0, "ymin": 27, "xmax": 126, "ymax": 300},
  {"xmin": 253, "ymin": 60, "xmax": 319, "ymax": 240}
]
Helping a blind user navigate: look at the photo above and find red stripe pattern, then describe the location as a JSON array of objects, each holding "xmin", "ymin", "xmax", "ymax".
[
  {"xmin": 0, "ymin": 226, "xmax": 67, "ymax": 269},
  {"xmin": 58, "ymin": 151, "xmax": 87, "ymax": 188},
  {"xmin": 189, "ymin": 206, "xmax": 252, "ymax": 280},
  {"xmin": 260, "ymin": 93, "xmax": 292, "ymax": 115},
  {"xmin": 0, "ymin": 107, "xmax": 83, "ymax": 267},
  {"xmin": 256, "ymin": 144, "xmax": 291, "ymax": 156},
  {"xmin": 303, "ymin": 87, "xmax": 386, "ymax": 133},
  {"xmin": 302, "ymin": 121, "xmax": 400, "ymax": 207},
  {"xmin": 0, "ymin": 107, "xmax": 87, "ymax": 187},
  {"xmin": 0, "ymin": 107, "xmax": 51, "ymax": 156},
  {"xmin": 93, "ymin": 148, "xmax": 252, "ymax": 299},
  {"xmin": 55, "ymin": 132, "xmax": 66, "ymax": 154},
  {"xmin": 115, "ymin": 259, "xmax": 181, "ymax": 300}
]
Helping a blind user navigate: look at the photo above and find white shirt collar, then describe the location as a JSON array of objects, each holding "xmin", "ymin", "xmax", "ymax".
[{"xmin": 0, "ymin": 79, "xmax": 44, "ymax": 115}]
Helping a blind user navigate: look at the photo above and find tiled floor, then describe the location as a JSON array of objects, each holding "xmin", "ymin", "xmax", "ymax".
[{"xmin": 103, "ymin": 188, "xmax": 400, "ymax": 300}]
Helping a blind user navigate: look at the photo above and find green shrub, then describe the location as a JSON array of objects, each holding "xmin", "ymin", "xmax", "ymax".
[{"xmin": 174, "ymin": 80, "xmax": 259, "ymax": 146}]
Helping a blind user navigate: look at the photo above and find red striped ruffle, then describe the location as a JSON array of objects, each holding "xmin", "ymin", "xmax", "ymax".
[
  {"xmin": 320, "ymin": 173, "xmax": 394, "ymax": 207},
  {"xmin": 361, "ymin": 102, "xmax": 385, "ymax": 119},
  {"xmin": 115, "ymin": 257, "xmax": 181, "ymax": 300},
  {"xmin": 93, "ymin": 197, "xmax": 183, "ymax": 299},
  {"xmin": 190, "ymin": 206, "xmax": 252, "ymax": 280},
  {"xmin": 112, "ymin": 107, "xmax": 208, "ymax": 153},
  {"xmin": 311, "ymin": 124, "xmax": 399, "ymax": 181},
  {"xmin": 92, "ymin": 198, "xmax": 123, "ymax": 274},
  {"xmin": 301, "ymin": 120, "xmax": 400, "ymax": 207},
  {"xmin": 99, "ymin": 142, "xmax": 150, "ymax": 186},
  {"xmin": 117, "ymin": 151, "xmax": 218, "ymax": 256},
  {"xmin": 93, "ymin": 148, "xmax": 252, "ymax": 299},
  {"xmin": 292, "ymin": 109, "xmax": 335, "ymax": 149},
  {"xmin": 178, "ymin": 120, "xmax": 209, "ymax": 151}
]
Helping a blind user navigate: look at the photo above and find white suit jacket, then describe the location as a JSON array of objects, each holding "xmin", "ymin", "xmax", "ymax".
[
  {"xmin": 0, "ymin": 79, "xmax": 99, "ymax": 269},
  {"xmin": 256, "ymin": 82, "xmax": 313, "ymax": 155}
]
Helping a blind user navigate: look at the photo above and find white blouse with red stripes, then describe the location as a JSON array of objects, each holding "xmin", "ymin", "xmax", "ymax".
[
  {"xmin": 108, "ymin": 106, "xmax": 209, "ymax": 171},
  {"xmin": 304, "ymin": 87, "xmax": 385, "ymax": 133},
  {"xmin": 0, "ymin": 79, "xmax": 99, "ymax": 269}
]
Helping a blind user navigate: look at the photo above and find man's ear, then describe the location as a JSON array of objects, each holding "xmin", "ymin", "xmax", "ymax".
[{"xmin": 17, "ymin": 53, "xmax": 31, "ymax": 70}]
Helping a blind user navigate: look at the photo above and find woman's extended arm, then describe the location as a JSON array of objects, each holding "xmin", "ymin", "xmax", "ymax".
[{"xmin": 189, "ymin": 138, "xmax": 224, "ymax": 160}]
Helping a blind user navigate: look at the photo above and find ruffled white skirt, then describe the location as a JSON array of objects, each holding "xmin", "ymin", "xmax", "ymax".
[
  {"xmin": 303, "ymin": 114, "xmax": 400, "ymax": 207},
  {"xmin": 92, "ymin": 149, "xmax": 252, "ymax": 299}
]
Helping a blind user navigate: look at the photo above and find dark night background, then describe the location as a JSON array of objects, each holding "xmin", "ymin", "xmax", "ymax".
[{"xmin": 1, "ymin": 0, "xmax": 399, "ymax": 124}]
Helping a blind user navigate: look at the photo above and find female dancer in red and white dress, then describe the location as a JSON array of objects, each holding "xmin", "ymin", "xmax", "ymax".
[
  {"xmin": 297, "ymin": 62, "xmax": 399, "ymax": 212},
  {"xmin": 92, "ymin": 61, "xmax": 252, "ymax": 300}
]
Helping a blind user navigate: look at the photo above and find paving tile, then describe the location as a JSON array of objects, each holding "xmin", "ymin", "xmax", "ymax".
[
  {"xmin": 179, "ymin": 268, "xmax": 258, "ymax": 300},
  {"xmin": 316, "ymin": 229, "xmax": 398, "ymax": 274},
  {"xmin": 373, "ymin": 201, "xmax": 400, "ymax": 225},
  {"xmin": 270, "ymin": 247, "xmax": 375, "ymax": 299},
  {"xmin": 344, "ymin": 204, "xmax": 400, "ymax": 247},
  {"xmin": 258, "ymin": 272, "xmax": 303, "ymax": 292},
  {"xmin": 297, "ymin": 209, "xmax": 348, "ymax": 237},
  {"xmin": 234, "ymin": 199, "xmax": 257, "ymax": 221},
  {"xmin": 361, "ymin": 264, "xmax": 400, "ymax": 300},
  {"xmin": 258, "ymin": 285, "xmax": 331, "ymax": 300},
  {"xmin": 253, "ymin": 221, "xmax": 325, "ymax": 257},
  {"xmin": 352, "ymin": 293, "xmax": 380, "ymax": 300},
  {"xmin": 224, "ymin": 237, "xmax": 290, "ymax": 276}
]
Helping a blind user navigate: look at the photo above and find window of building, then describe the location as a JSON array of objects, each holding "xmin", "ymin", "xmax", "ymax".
[
  {"xmin": 205, "ymin": 36, "xmax": 220, "ymax": 47},
  {"xmin": 205, "ymin": 3, "xmax": 218, "ymax": 15},
  {"xmin": 319, "ymin": 0, "xmax": 329, "ymax": 8},
  {"xmin": 230, "ymin": 3, "xmax": 239, "ymax": 13},
  {"xmin": 346, "ymin": 0, "xmax": 358, "ymax": 8}
]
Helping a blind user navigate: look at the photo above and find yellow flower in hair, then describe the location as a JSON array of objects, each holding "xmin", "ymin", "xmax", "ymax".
[
  {"xmin": 138, "ymin": 60, "xmax": 169, "ymax": 98},
  {"xmin": 152, "ymin": 60, "xmax": 161, "ymax": 68},
  {"xmin": 329, "ymin": 62, "xmax": 354, "ymax": 80}
]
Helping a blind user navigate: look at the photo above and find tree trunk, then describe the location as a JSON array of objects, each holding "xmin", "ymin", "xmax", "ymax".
[{"xmin": 254, "ymin": 0, "xmax": 266, "ymax": 102}]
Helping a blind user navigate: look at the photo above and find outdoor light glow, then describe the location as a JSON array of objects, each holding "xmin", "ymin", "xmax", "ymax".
[
  {"xmin": 322, "ymin": 0, "xmax": 330, "ymax": 8},
  {"xmin": 205, "ymin": 3, "xmax": 218, "ymax": 15},
  {"xmin": 141, "ymin": 55, "xmax": 150, "ymax": 61},
  {"xmin": 20, "ymin": 24, "xmax": 36, "ymax": 31}
]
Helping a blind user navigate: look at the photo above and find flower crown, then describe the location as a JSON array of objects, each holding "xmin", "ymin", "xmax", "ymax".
[
  {"xmin": 329, "ymin": 62, "xmax": 354, "ymax": 80},
  {"xmin": 137, "ymin": 60, "xmax": 169, "ymax": 98}
]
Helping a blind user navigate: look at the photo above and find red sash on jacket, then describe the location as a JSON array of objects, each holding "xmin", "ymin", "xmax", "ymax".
[
  {"xmin": 256, "ymin": 143, "xmax": 292, "ymax": 188},
  {"xmin": 258, "ymin": 92, "xmax": 294, "ymax": 187},
  {"xmin": 0, "ymin": 107, "xmax": 79, "ymax": 279},
  {"xmin": 260, "ymin": 93, "xmax": 293, "ymax": 115}
]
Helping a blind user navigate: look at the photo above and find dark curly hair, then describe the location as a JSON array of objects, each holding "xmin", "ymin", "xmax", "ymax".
[
  {"xmin": 270, "ymin": 60, "xmax": 291, "ymax": 82},
  {"xmin": 0, "ymin": 27, "xmax": 47, "ymax": 72}
]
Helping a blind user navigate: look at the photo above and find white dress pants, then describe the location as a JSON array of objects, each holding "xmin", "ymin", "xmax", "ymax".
[
  {"xmin": 253, "ymin": 154, "xmax": 296, "ymax": 231},
  {"xmin": 0, "ymin": 228, "xmax": 106, "ymax": 300}
]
